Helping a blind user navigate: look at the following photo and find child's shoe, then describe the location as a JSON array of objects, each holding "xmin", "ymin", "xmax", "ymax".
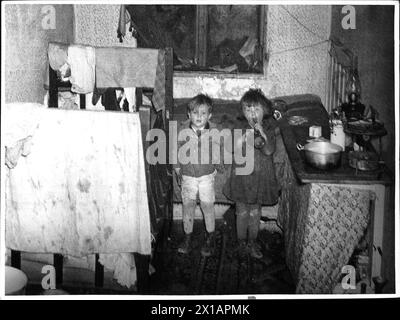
[
  {"xmin": 201, "ymin": 232, "xmax": 214, "ymax": 257},
  {"xmin": 249, "ymin": 240, "xmax": 263, "ymax": 259},
  {"xmin": 178, "ymin": 233, "xmax": 191, "ymax": 254}
]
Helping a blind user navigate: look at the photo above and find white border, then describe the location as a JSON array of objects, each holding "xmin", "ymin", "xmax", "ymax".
[
  {"xmin": 1, "ymin": 0, "xmax": 399, "ymax": 301},
  {"xmin": 0, "ymin": 0, "xmax": 5, "ymax": 300}
]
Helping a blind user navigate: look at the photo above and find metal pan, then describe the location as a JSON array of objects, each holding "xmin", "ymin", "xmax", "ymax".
[{"xmin": 297, "ymin": 140, "xmax": 343, "ymax": 170}]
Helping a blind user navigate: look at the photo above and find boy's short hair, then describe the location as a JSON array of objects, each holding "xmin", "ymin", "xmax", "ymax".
[
  {"xmin": 187, "ymin": 94, "xmax": 213, "ymax": 113},
  {"xmin": 240, "ymin": 88, "xmax": 273, "ymax": 117}
]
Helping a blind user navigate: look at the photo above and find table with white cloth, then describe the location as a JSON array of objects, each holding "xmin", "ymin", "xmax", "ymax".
[{"xmin": 4, "ymin": 103, "xmax": 151, "ymax": 288}]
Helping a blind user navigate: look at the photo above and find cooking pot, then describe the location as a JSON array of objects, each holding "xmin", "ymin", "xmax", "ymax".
[{"xmin": 297, "ymin": 139, "xmax": 343, "ymax": 170}]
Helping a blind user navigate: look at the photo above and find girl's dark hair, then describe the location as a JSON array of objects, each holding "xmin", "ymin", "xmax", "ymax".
[
  {"xmin": 240, "ymin": 88, "xmax": 273, "ymax": 118},
  {"xmin": 187, "ymin": 94, "xmax": 213, "ymax": 113}
]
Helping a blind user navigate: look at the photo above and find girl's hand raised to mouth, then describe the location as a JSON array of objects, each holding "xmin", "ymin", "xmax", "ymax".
[{"xmin": 254, "ymin": 122, "xmax": 267, "ymax": 141}]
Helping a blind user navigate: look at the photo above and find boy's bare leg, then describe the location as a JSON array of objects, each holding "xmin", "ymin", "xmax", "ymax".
[
  {"xmin": 182, "ymin": 199, "xmax": 197, "ymax": 234},
  {"xmin": 200, "ymin": 201, "xmax": 215, "ymax": 257},
  {"xmin": 178, "ymin": 199, "xmax": 197, "ymax": 254},
  {"xmin": 200, "ymin": 201, "xmax": 215, "ymax": 233}
]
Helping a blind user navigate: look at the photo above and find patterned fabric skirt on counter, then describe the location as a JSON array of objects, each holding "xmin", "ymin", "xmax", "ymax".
[{"xmin": 277, "ymin": 157, "xmax": 375, "ymax": 293}]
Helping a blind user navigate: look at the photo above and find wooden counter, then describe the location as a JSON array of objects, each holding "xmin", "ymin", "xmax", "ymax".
[
  {"xmin": 279, "ymin": 117, "xmax": 392, "ymax": 185},
  {"xmin": 278, "ymin": 116, "xmax": 392, "ymax": 292}
]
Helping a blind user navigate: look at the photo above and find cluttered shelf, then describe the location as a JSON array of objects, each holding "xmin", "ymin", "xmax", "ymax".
[{"xmin": 278, "ymin": 117, "xmax": 392, "ymax": 185}]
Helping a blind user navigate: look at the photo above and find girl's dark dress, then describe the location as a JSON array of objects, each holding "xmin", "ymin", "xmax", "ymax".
[{"xmin": 223, "ymin": 116, "xmax": 279, "ymax": 205}]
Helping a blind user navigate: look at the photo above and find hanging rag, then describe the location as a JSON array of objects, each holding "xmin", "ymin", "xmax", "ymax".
[
  {"xmin": 48, "ymin": 42, "xmax": 68, "ymax": 71},
  {"xmin": 123, "ymin": 87, "xmax": 136, "ymax": 112},
  {"xmin": 95, "ymin": 47, "xmax": 165, "ymax": 112},
  {"xmin": 68, "ymin": 45, "xmax": 96, "ymax": 94},
  {"xmin": 99, "ymin": 253, "xmax": 137, "ymax": 288},
  {"xmin": 117, "ymin": 5, "xmax": 132, "ymax": 43},
  {"xmin": 4, "ymin": 103, "xmax": 46, "ymax": 169}
]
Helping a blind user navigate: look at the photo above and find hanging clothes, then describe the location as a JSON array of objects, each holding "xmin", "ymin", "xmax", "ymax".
[
  {"xmin": 48, "ymin": 42, "xmax": 68, "ymax": 71},
  {"xmin": 67, "ymin": 45, "xmax": 95, "ymax": 94},
  {"xmin": 95, "ymin": 47, "xmax": 165, "ymax": 112}
]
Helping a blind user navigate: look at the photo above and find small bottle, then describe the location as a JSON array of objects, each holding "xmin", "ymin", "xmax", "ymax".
[
  {"xmin": 254, "ymin": 129, "xmax": 265, "ymax": 149},
  {"xmin": 252, "ymin": 117, "xmax": 265, "ymax": 149}
]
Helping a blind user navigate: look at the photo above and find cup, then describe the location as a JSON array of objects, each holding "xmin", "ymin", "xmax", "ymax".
[{"xmin": 309, "ymin": 125, "xmax": 322, "ymax": 138}]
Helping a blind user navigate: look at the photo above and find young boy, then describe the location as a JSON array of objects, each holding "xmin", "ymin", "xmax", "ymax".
[{"xmin": 174, "ymin": 94, "xmax": 222, "ymax": 257}]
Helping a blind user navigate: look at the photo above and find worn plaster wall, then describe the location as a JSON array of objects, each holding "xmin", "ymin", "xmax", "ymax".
[
  {"xmin": 73, "ymin": 4, "xmax": 136, "ymax": 47},
  {"xmin": 331, "ymin": 5, "xmax": 395, "ymax": 294},
  {"xmin": 266, "ymin": 5, "xmax": 331, "ymax": 98},
  {"xmin": 173, "ymin": 5, "xmax": 332, "ymax": 100},
  {"xmin": 4, "ymin": 4, "xmax": 74, "ymax": 103},
  {"xmin": 71, "ymin": 5, "xmax": 332, "ymax": 101}
]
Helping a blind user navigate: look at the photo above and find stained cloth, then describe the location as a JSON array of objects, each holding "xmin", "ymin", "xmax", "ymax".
[{"xmin": 5, "ymin": 104, "xmax": 151, "ymax": 258}]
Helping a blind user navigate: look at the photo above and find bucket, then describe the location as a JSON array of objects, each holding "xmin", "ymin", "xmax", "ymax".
[{"xmin": 5, "ymin": 266, "xmax": 28, "ymax": 295}]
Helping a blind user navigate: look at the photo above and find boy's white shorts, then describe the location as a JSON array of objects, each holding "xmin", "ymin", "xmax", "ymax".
[{"xmin": 181, "ymin": 170, "xmax": 216, "ymax": 203}]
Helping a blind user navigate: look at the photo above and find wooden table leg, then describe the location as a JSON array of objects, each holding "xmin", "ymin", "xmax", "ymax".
[
  {"xmin": 95, "ymin": 254, "xmax": 104, "ymax": 287},
  {"xmin": 370, "ymin": 184, "xmax": 385, "ymax": 282},
  {"xmin": 11, "ymin": 250, "xmax": 21, "ymax": 269},
  {"xmin": 134, "ymin": 253, "xmax": 150, "ymax": 294},
  {"xmin": 53, "ymin": 254, "xmax": 63, "ymax": 287}
]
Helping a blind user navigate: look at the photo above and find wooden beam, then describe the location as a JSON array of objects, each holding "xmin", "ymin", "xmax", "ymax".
[
  {"xmin": 49, "ymin": 65, "xmax": 58, "ymax": 108},
  {"xmin": 80, "ymin": 94, "xmax": 86, "ymax": 109},
  {"xmin": 259, "ymin": 5, "xmax": 267, "ymax": 74},
  {"xmin": 165, "ymin": 47, "xmax": 174, "ymax": 121},
  {"xmin": 53, "ymin": 254, "xmax": 63, "ymax": 286},
  {"xmin": 195, "ymin": 6, "xmax": 208, "ymax": 66},
  {"xmin": 165, "ymin": 47, "xmax": 174, "ymax": 242},
  {"xmin": 258, "ymin": 5, "xmax": 266, "ymax": 48}
]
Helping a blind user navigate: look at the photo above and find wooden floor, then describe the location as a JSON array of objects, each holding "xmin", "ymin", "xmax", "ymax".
[
  {"xmin": 23, "ymin": 207, "xmax": 294, "ymax": 295},
  {"xmin": 150, "ymin": 207, "xmax": 295, "ymax": 295}
]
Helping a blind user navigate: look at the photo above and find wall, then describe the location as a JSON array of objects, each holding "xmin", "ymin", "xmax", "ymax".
[
  {"xmin": 73, "ymin": 4, "xmax": 136, "ymax": 47},
  {"xmin": 331, "ymin": 5, "xmax": 395, "ymax": 293},
  {"xmin": 4, "ymin": 4, "xmax": 136, "ymax": 105},
  {"xmin": 173, "ymin": 5, "xmax": 332, "ymax": 100},
  {"xmin": 4, "ymin": 4, "xmax": 74, "ymax": 103}
]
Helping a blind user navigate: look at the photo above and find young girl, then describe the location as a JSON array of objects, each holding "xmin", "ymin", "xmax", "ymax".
[{"xmin": 223, "ymin": 88, "xmax": 279, "ymax": 259}]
